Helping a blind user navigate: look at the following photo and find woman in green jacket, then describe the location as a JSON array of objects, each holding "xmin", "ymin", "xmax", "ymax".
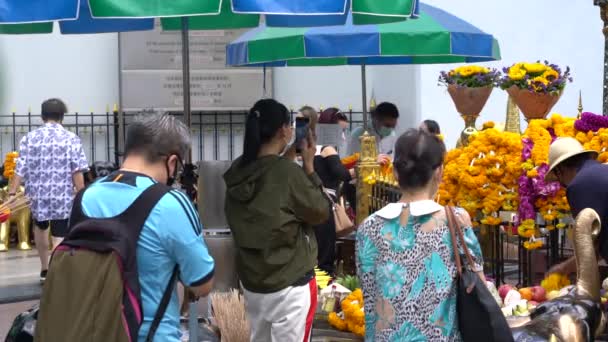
[{"xmin": 223, "ymin": 99, "xmax": 330, "ymax": 342}]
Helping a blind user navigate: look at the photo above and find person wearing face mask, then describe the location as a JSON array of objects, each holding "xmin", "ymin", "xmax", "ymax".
[
  {"xmin": 65, "ymin": 114, "xmax": 216, "ymax": 341},
  {"xmin": 224, "ymin": 99, "xmax": 330, "ymax": 342},
  {"xmin": 346, "ymin": 102, "xmax": 399, "ymax": 165}
]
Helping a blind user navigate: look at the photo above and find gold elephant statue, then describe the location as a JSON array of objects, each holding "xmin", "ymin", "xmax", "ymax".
[
  {"xmin": 0, "ymin": 186, "xmax": 31, "ymax": 251},
  {"xmin": 510, "ymin": 208, "xmax": 606, "ymax": 341}
]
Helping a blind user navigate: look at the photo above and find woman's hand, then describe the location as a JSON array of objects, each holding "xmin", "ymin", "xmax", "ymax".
[
  {"xmin": 377, "ymin": 154, "xmax": 391, "ymax": 165},
  {"xmin": 301, "ymin": 131, "xmax": 317, "ymax": 175}
]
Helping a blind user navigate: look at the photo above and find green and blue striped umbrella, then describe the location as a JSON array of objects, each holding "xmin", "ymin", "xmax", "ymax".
[
  {"xmin": 227, "ymin": 3, "xmax": 500, "ymax": 127},
  {"xmin": 227, "ymin": 3, "xmax": 500, "ymax": 67}
]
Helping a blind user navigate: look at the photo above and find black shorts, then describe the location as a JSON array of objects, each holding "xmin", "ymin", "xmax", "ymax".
[{"xmin": 34, "ymin": 219, "xmax": 70, "ymax": 238}]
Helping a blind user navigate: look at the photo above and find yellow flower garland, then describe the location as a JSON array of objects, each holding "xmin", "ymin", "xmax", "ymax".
[
  {"xmin": 328, "ymin": 289, "xmax": 365, "ymax": 337},
  {"xmin": 3, "ymin": 151, "xmax": 18, "ymax": 180},
  {"xmin": 439, "ymin": 127, "xmax": 522, "ymax": 224},
  {"xmin": 521, "ymin": 114, "xmax": 576, "ymax": 238},
  {"xmin": 540, "ymin": 273, "xmax": 571, "ymax": 292}
]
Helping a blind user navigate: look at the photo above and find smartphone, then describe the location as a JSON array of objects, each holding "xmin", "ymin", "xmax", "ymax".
[{"xmin": 294, "ymin": 117, "xmax": 310, "ymax": 153}]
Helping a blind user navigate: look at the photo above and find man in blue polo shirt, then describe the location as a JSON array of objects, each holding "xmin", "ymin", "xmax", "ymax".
[
  {"xmin": 80, "ymin": 114, "xmax": 215, "ymax": 341},
  {"xmin": 545, "ymin": 137, "xmax": 605, "ymax": 276}
]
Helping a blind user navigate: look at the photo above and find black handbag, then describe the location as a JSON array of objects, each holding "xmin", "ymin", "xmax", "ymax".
[{"xmin": 445, "ymin": 207, "xmax": 514, "ymax": 342}]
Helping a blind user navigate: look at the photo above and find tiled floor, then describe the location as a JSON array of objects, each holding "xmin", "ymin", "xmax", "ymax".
[
  {"xmin": 0, "ymin": 250, "xmax": 362, "ymax": 341},
  {"xmin": 0, "ymin": 249, "xmax": 41, "ymax": 304}
]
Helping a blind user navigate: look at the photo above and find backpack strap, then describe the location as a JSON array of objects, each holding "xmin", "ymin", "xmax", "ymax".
[
  {"xmin": 69, "ymin": 188, "xmax": 87, "ymax": 226},
  {"xmin": 146, "ymin": 265, "xmax": 179, "ymax": 342},
  {"xmin": 70, "ymin": 182, "xmax": 171, "ymax": 231},
  {"xmin": 117, "ymin": 183, "xmax": 172, "ymax": 229}
]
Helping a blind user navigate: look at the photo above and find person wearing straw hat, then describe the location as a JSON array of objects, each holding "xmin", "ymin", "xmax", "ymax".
[{"xmin": 545, "ymin": 137, "xmax": 604, "ymax": 276}]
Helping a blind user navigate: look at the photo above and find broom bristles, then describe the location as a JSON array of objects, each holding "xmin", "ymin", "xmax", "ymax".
[{"xmin": 210, "ymin": 290, "xmax": 250, "ymax": 342}]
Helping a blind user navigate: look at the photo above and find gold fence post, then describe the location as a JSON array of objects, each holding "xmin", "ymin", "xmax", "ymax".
[{"xmin": 356, "ymin": 132, "xmax": 380, "ymax": 224}]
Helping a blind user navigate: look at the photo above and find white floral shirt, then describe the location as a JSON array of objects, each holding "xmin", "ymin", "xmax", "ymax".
[{"xmin": 15, "ymin": 123, "xmax": 89, "ymax": 221}]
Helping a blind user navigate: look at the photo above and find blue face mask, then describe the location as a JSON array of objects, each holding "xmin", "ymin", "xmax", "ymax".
[{"xmin": 377, "ymin": 125, "xmax": 394, "ymax": 138}]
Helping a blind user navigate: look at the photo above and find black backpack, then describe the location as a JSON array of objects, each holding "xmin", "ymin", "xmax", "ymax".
[{"xmin": 34, "ymin": 183, "xmax": 177, "ymax": 342}]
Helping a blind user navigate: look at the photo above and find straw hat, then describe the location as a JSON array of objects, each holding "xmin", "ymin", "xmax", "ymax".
[{"xmin": 545, "ymin": 137, "xmax": 598, "ymax": 181}]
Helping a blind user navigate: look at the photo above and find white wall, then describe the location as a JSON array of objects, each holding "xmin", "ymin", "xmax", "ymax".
[
  {"xmin": 273, "ymin": 64, "xmax": 421, "ymax": 134},
  {"xmin": 0, "ymin": 23, "xmax": 118, "ymax": 115}
]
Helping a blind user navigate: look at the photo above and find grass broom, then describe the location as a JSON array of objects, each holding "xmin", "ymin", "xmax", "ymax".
[{"xmin": 210, "ymin": 290, "xmax": 250, "ymax": 342}]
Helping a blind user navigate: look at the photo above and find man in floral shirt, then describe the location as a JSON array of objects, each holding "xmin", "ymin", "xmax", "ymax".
[{"xmin": 9, "ymin": 98, "xmax": 89, "ymax": 282}]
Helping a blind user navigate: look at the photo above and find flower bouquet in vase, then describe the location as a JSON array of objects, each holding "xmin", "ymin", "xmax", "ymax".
[
  {"xmin": 499, "ymin": 61, "xmax": 572, "ymax": 121},
  {"xmin": 439, "ymin": 65, "xmax": 499, "ymax": 146}
]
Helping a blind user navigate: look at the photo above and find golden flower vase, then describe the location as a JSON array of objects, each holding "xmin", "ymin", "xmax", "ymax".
[
  {"xmin": 447, "ymin": 85, "xmax": 493, "ymax": 147},
  {"xmin": 506, "ymin": 86, "xmax": 562, "ymax": 122}
]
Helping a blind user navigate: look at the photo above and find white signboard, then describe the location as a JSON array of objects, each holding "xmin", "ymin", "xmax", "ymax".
[{"xmin": 119, "ymin": 20, "xmax": 270, "ymax": 111}]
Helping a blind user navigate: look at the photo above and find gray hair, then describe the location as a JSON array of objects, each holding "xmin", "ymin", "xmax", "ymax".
[{"xmin": 124, "ymin": 113, "xmax": 191, "ymax": 163}]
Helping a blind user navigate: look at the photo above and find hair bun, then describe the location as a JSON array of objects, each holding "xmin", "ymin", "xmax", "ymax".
[{"xmin": 392, "ymin": 128, "xmax": 446, "ymax": 189}]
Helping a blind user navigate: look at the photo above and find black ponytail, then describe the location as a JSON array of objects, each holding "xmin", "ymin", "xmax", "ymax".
[
  {"xmin": 240, "ymin": 99, "xmax": 290, "ymax": 167},
  {"xmin": 241, "ymin": 108, "xmax": 262, "ymax": 166}
]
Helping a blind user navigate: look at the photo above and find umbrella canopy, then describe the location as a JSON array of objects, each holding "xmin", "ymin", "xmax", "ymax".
[
  {"xmin": 232, "ymin": 0, "xmax": 420, "ymax": 25},
  {"xmin": 88, "ymin": 0, "xmax": 220, "ymax": 18},
  {"xmin": 161, "ymin": 0, "xmax": 259, "ymax": 31},
  {"xmin": 0, "ymin": 0, "xmax": 156, "ymax": 34},
  {"xmin": 227, "ymin": 3, "xmax": 500, "ymax": 67}
]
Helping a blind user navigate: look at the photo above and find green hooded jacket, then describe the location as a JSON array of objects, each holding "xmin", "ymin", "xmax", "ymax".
[{"xmin": 224, "ymin": 155, "xmax": 330, "ymax": 293}]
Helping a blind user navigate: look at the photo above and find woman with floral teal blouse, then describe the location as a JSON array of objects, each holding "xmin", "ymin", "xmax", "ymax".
[{"xmin": 356, "ymin": 129, "xmax": 485, "ymax": 341}]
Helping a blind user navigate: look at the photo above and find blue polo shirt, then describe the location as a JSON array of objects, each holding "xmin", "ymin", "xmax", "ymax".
[
  {"xmin": 80, "ymin": 171, "xmax": 215, "ymax": 342},
  {"xmin": 567, "ymin": 159, "xmax": 608, "ymax": 260}
]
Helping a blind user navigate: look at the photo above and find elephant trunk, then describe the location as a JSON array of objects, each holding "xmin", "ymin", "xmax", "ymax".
[{"xmin": 574, "ymin": 208, "xmax": 601, "ymax": 301}]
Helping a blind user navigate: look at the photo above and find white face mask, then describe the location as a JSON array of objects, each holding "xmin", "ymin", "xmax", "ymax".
[{"xmin": 280, "ymin": 125, "xmax": 296, "ymax": 156}]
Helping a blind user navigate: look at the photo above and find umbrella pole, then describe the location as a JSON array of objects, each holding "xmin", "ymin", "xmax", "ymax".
[
  {"xmin": 263, "ymin": 65, "xmax": 267, "ymax": 98},
  {"xmin": 181, "ymin": 17, "xmax": 192, "ymax": 163},
  {"xmin": 361, "ymin": 64, "xmax": 368, "ymax": 130}
]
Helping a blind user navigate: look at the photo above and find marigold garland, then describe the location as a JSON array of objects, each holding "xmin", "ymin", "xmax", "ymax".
[
  {"xmin": 328, "ymin": 289, "xmax": 365, "ymax": 337},
  {"xmin": 516, "ymin": 114, "xmax": 574, "ymax": 248},
  {"xmin": 3, "ymin": 151, "xmax": 18, "ymax": 180},
  {"xmin": 438, "ymin": 127, "xmax": 522, "ymax": 224},
  {"xmin": 341, "ymin": 153, "xmax": 360, "ymax": 169},
  {"xmin": 540, "ymin": 273, "xmax": 571, "ymax": 293}
]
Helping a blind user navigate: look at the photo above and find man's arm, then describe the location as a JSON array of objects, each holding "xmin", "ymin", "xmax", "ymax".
[
  {"xmin": 164, "ymin": 190, "xmax": 215, "ymax": 298},
  {"xmin": 69, "ymin": 138, "xmax": 89, "ymax": 191},
  {"xmin": 346, "ymin": 127, "xmax": 363, "ymax": 156},
  {"xmin": 547, "ymin": 182, "xmax": 603, "ymax": 276},
  {"xmin": 8, "ymin": 175, "xmax": 22, "ymax": 196},
  {"xmin": 72, "ymin": 172, "xmax": 85, "ymax": 192},
  {"xmin": 10, "ymin": 136, "xmax": 28, "ymax": 196}
]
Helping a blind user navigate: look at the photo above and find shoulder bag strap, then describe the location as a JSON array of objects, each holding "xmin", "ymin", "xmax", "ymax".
[
  {"xmin": 446, "ymin": 206, "xmax": 477, "ymax": 270},
  {"xmin": 146, "ymin": 265, "xmax": 179, "ymax": 342},
  {"xmin": 445, "ymin": 206, "xmax": 462, "ymax": 276}
]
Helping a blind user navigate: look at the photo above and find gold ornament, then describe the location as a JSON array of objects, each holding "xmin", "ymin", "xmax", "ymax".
[{"xmin": 0, "ymin": 186, "xmax": 31, "ymax": 252}]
